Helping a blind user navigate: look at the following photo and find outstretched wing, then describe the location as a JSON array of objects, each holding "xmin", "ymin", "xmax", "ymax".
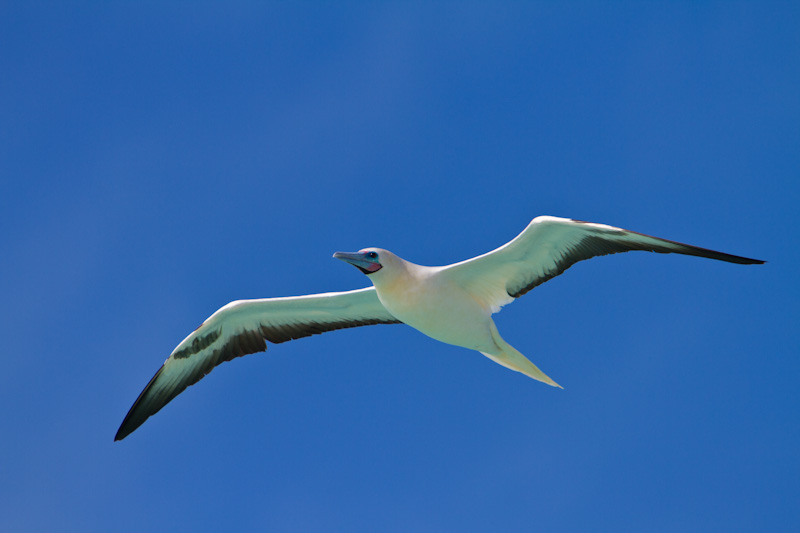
[
  {"xmin": 115, "ymin": 287, "xmax": 400, "ymax": 440},
  {"xmin": 443, "ymin": 216, "xmax": 764, "ymax": 311}
]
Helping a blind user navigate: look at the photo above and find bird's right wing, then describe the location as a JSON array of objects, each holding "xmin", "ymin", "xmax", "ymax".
[{"xmin": 115, "ymin": 287, "xmax": 400, "ymax": 441}]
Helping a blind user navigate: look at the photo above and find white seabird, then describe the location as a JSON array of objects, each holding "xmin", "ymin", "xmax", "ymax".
[{"xmin": 115, "ymin": 216, "xmax": 763, "ymax": 440}]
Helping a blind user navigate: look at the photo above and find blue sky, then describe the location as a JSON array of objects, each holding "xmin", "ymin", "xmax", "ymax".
[{"xmin": 1, "ymin": 2, "xmax": 798, "ymax": 531}]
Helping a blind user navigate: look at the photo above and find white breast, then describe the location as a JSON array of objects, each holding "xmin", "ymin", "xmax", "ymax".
[{"xmin": 375, "ymin": 268, "xmax": 496, "ymax": 352}]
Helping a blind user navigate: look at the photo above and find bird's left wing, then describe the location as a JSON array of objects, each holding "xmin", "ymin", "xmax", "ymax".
[
  {"xmin": 442, "ymin": 216, "xmax": 764, "ymax": 312},
  {"xmin": 115, "ymin": 287, "xmax": 400, "ymax": 440}
]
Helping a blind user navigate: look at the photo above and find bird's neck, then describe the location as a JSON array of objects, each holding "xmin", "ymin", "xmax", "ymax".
[{"xmin": 371, "ymin": 263, "xmax": 434, "ymax": 309}]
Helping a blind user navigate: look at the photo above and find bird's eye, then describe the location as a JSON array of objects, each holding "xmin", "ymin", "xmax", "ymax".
[{"xmin": 367, "ymin": 251, "xmax": 378, "ymax": 260}]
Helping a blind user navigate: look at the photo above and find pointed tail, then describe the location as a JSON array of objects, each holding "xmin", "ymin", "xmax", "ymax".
[{"xmin": 480, "ymin": 321, "xmax": 562, "ymax": 388}]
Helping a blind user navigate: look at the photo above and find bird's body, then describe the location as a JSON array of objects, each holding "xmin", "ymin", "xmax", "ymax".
[
  {"xmin": 115, "ymin": 216, "xmax": 763, "ymax": 440},
  {"xmin": 372, "ymin": 257, "xmax": 495, "ymax": 351},
  {"xmin": 363, "ymin": 251, "xmax": 557, "ymax": 384}
]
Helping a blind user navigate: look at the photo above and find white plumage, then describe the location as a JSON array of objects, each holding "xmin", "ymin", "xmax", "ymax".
[{"xmin": 115, "ymin": 216, "xmax": 763, "ymax": 440}]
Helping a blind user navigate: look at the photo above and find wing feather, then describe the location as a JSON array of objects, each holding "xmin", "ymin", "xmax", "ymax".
[
  {"xmin": 115, "ymin": 287, "xmax": 400, "ymax": 440},
  {"xmin": 444, "ymin": 216, "xmax": 764, "ymax": 309}
]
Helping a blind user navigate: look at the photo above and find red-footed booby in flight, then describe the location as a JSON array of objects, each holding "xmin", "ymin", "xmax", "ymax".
[{"xmin": 115, "ymin": 216, "xmax": 763, "ymax": 441}]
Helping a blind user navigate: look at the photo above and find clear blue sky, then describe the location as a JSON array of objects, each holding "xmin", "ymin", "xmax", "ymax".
[{"xmin": 2, "ymin": 3, "xmax": 797, "ymax": 531}]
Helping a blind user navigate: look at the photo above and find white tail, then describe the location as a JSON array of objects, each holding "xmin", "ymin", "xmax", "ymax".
[{"xmin": 480, "ymin": 321, "xmax": 562, "ymax": 388}]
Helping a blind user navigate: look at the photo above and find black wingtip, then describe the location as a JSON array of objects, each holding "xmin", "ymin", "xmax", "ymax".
[
  {"xmin": 715, "ymin": 255, "xmax": 765, "ymax": 265},
  {"xmin": 114, "ymin": 422, "xmax": 133, "ymax": 442},
  {"xmin": 708, "ymin": 255, "xmax": 766, "ymax": 265},
  {"xmin": 627, "ymin": 227, "xmax": 767, "ymax": 266},
  {"xmin": 114, "ymin": 417, "xmax": 139, "ymax": 441},
  {"xmin": 114, "ymin": 364, "xmax": 167, "ymax": 442}
]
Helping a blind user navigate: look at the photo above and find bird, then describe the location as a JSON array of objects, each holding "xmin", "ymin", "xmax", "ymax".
[{"xmin": 115, "ymin": 216, "xmax": 764, "ymax": 440}]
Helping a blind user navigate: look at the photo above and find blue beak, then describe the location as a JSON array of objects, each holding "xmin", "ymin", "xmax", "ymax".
[{"xmin": 333, "ymin": 251, "xmax": 382, "ymax": 275}]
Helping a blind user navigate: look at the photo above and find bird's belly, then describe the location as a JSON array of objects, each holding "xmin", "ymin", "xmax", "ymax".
[{"xmin": 378, "ymin": 284, "xmax": 496, "ymax": 351}]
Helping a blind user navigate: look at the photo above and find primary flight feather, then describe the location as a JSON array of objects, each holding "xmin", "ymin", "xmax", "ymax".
[{"xmin": 115, "ymin": 216, "xmax": 763, "ymax": 440}]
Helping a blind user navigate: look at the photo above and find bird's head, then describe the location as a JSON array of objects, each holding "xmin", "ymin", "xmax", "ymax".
[{"xmin": 333, "ymin": 248, "xmax": 405, "ymax": 282}]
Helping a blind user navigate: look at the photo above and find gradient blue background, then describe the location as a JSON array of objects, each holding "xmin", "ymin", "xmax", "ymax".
[{"xmin": 2, "ymin": 3, "xmax": 797, "ymax": 531}]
